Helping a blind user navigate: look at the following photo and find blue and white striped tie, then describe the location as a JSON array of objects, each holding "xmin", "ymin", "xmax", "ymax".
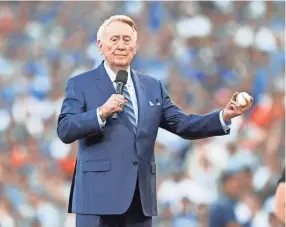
[{"xmin": 122, "ymin": 86, "xmax": 137, "ymax": 132}]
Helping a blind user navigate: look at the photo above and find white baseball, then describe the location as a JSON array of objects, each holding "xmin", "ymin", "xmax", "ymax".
[{"xmin": 236, "ymin": 92, "xmax": 251, "ymax": 107}]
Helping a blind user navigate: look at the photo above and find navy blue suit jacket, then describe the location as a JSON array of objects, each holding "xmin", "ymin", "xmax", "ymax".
[{"xmin": 57, "ymin": 62, "xmax": 230, "ymax": 216}]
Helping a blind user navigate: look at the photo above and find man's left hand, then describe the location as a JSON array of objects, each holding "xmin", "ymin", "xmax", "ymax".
[{"xmin": 222, "ymin": 91, "xmax": 253, "ymax": 121}]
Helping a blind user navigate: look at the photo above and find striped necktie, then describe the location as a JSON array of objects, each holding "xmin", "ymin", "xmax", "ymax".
[{"xmin": 122, "ymin": 85, "xmax": 137, "ymax": 132}]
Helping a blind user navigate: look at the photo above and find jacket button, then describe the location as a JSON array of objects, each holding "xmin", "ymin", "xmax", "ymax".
[{"xmin": 132, "ymin": 161, "xmax": 138, "ymax": 166}]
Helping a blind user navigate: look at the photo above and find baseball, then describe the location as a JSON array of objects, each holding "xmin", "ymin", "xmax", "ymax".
[{"xmin": 236, "ymin": 92, "xmax": 251, "ymax": 107}]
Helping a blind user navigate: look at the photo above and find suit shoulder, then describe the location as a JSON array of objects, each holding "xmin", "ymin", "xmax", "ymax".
[
  {"xmin": 71, "ymin": 68, "xmax": 98, "ymax": 82},
  {"xmin": 134, "ymin": 70, "xmax": 161, "ymax": 85}
]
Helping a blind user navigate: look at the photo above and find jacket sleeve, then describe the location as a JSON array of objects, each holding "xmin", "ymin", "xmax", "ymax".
[
  {"xmin": 159, "ymin": 81, "xmax": 230, "ymax": 140},
  {"xmin": 57, "ymin": 78, "xmax": 104, "ymax": 144}
]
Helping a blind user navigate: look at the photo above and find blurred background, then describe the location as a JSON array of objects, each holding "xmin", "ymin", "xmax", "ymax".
[{"xmin": 0, "ymin": 1, "xmax": 285, "ymax": 227}]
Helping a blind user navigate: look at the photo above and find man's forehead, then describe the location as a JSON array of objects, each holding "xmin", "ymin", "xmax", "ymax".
[{"xmin": 103, "ymin": 21, "xmax": 135, "ymax": 37}]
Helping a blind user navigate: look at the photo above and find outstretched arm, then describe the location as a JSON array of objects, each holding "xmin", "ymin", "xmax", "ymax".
[
  {"xmin": 159, "ymin": 81, "xmax": 230, "ymax": 140},
  {"xmin": 159, "ymin": 82, "xmax": 253, "ymax": 140}
]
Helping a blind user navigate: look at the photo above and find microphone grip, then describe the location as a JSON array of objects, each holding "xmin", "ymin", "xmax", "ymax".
[{"xmin": 112, "ymin": 82, "xmax": 124, "ymax": 120}]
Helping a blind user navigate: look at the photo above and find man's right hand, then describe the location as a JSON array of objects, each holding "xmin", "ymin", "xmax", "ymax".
[{"xmin": 100, "ymin": 94, "xmax": 127, "ymax": 120}]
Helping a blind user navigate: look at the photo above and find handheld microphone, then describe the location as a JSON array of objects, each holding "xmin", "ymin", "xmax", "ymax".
[{"xmin": 112, "ymin": 70, "xmax": 128, "ymax": 119}]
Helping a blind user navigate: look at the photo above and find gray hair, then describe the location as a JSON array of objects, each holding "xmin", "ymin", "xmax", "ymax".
[{"xmin": 97, "ymin": 15, "xmax": 138, "ymax": 42}]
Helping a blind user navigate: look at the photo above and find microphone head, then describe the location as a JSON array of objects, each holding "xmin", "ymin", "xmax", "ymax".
[{"xmin": 115, "ymin": 70, "xmax": 128, "ymax": 85}]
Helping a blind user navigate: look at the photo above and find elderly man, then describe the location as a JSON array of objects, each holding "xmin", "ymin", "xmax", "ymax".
[{"xmin": 57, "ymin": 15, "xmax": 253, "ymax": 227}]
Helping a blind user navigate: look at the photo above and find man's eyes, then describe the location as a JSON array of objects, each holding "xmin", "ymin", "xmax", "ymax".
[
  {"xmin": 123, "ymin": 38, "xmax": 131, "ymax": 43},
  {"xmin": 110, "ymin": 37, "xmax": 131, "ymax": 44},
  {"xmin": 111, "ymin": 37, "xmax": 119, "ymax": 42}
]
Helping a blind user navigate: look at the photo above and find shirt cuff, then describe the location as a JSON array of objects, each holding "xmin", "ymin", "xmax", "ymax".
[
  {"xmin": 219, "ymin": 110, "xmax": 231, "ymax": 133},
  {"xmin": 97, "ymin": 108, "xmax": 106, "ymax": 130}
]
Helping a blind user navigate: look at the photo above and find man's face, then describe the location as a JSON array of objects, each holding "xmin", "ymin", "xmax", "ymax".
[{"xmin": 98, "ymin": 21, "xmax": 137, "ymax": 69}]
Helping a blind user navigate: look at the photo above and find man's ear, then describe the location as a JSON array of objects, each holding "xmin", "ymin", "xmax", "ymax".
[{"xmin": 97, "ymin": 40, "xmax": 103, "ymax": 55}]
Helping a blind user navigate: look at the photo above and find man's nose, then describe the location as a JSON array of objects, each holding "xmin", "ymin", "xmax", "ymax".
[{"xmin": 117, "ymin": 40, "xmax": 126, "ymax": 50}]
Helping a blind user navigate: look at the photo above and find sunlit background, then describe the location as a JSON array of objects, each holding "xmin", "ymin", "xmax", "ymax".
[{"xmin": 0, "ymin": 1, "xmax": 285, "ymax": 227}]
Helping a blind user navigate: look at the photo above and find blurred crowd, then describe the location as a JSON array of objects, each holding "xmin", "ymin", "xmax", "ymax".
[{"xmin": 0, "ymin": 1, "xmax": 285, "ymax": 227}]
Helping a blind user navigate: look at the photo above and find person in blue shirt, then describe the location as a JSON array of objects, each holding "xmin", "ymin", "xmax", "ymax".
[{"xmin": 209, "ymin": 169, "xmax": 242, "ymax": 227}]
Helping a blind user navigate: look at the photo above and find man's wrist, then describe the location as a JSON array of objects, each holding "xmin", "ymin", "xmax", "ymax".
[
  {"xmin": 222, "ymin": 109, "xmax": 231, "ymax": 122},
  {"xmin": 99, "ymin": 106, "xmax": 106, "ymax": 121}
]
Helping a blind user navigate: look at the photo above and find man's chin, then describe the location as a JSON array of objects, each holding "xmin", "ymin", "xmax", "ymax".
[{"xmin": 113, "ymin": 59, "xmax": 130, "ymax": 67}]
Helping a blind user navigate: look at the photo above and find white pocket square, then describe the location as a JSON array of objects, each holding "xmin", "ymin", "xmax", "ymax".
[{"xmin": 149, "ymin": 101, "xmax": 155, "ymax": 106}]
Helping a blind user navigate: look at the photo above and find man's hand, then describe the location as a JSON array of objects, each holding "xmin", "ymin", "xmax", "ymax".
[
  {"xmin": 222, "ymin": 92, "xmax": 253, "ymax": 121},
  {"xmin": 100, "ymin": 94, "xmax": 127, "ymax": 120}
]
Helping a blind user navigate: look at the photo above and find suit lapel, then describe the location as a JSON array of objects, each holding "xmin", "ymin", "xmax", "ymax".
[
  {"xmin": 131, "ymin": 70, "xmax": 146, "ymax": 137},
  {"xmin": 95, "ymin": 62, "xmax": 136, "ymax": 135},
  {"xmin": 95, "ymin": 62, "xmax": 115, "ymax": 100}
]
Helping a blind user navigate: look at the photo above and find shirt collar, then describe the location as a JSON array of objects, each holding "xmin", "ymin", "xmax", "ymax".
[{"xmin": 104, "ymin": 60, "xmax": 131, "ymax": 86}]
